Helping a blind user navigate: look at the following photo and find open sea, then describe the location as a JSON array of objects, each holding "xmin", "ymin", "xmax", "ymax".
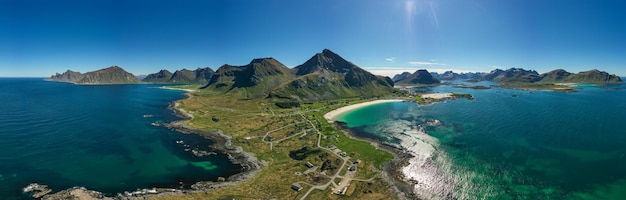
[
  {"xmin": 0, "ymin": 78, "xmax": 240, "ymax": 199},
  {"xmin": 336, "ymin": 82, "xmax": 626, "ymax": 199}
]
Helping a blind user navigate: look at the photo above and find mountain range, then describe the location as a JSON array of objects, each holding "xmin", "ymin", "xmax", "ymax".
[
  {"xmin": 203, "ymin": 49, "xmax": 394, "ymax": 101},
  {"xmin": 47, "ymin": 66, "xmax": 140, "ymax": 84},
  {"xmin": 47, "ymin": 49, "xmax": 395, "ymax": 101},
  {"xmin": 142, "ymin": 68, "xmax": 215, "ymax": 84},
  {"xmin": 397, "ymin": 68, "xmax": 623, "ymax": 84},
  {"xmin": 392, "ymin": 69, "xmax": 440, "ymax": 85}
]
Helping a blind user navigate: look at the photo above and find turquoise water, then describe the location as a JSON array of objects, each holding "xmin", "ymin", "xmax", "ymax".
[
  {"xmin": 0, "ymin": 78, "xmax": 240, "ymax": 199},
  {"xmin": 336, "ymin": 84, "xmax": 626, "ymax": 199}
]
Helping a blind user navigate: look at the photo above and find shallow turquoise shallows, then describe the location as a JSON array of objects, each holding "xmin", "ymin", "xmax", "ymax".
[
  {"xmin": 0, "ymin": 78, "xmax": 240, "ymax": 199},
  {"xmin": 336, "ymin": 83, "xmax": 626, "ymax": 200}
]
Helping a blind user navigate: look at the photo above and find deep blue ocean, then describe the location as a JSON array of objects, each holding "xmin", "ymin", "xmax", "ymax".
[
  {"xmin": 0, "ymin": 78, "xmax": 240, "ymax": 199},
  {"xmin": 336, "ymin": 82, "xmax": 626, "ymax": 199}
]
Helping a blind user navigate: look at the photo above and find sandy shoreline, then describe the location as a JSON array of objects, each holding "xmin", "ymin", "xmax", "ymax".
[
  {"xmin": 158, "ymin": 86, "xmax": 196, "ymax": 92},
  {"xmin": 323, "ymin": 99, "xmax": 404, "ymax": 122}
]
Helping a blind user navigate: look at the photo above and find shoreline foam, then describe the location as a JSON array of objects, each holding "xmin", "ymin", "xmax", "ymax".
[{"xmin": 323, "ymin": 99, "xmax": 404, "ymax": 122}]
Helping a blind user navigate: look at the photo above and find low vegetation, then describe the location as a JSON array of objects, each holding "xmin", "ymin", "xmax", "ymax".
[{"xmin": 150, "ymin": 87, "xmax": 398, "ymax": 200}]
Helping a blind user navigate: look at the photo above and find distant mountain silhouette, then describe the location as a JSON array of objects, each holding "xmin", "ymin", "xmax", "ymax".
[
  {"xmin": 393, "ymin": 69, "xmax": 440, "ymax": 85},
  {"xmin": 143, "ymin": 67, "xmax": 214, "ymax": 84},
  {"xmin": 48, "ymin": 66, "xmax": 140, "ymax": 84}
]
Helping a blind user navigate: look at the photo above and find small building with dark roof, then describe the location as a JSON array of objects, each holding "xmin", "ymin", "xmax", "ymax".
[{"xmin": 291, "ymin": 183, "xmax": 303, "ymax": 191}]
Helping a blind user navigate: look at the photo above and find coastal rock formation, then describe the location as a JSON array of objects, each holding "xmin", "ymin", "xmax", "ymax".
[
  {"xmin": 393, "ymin": 69, "xmax": 440, "ymax": 85},
  {"xmin": 203, "ymin": 49, "xmax": 395, "ymax": 101},
  {"xmin": 48, "ymin": 66, "xmax": 140, "ymax": 84}
]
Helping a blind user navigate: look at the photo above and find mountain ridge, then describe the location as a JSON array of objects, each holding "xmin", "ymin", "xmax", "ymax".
[{"xmin": 47, "ymin": 66, "xmax": 140, "ymax": 84}]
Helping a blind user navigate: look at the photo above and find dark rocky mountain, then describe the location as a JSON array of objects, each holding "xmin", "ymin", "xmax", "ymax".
[
  {"xmin": 143, "ymin": 67, "xmax": 214, "ymax": 84},
  {"xmin": 429, "ymin": 71, "xmax": 487, "ymax": 80},
  {"xmin": 48, "ymin": 66, "xmax": 140, "ymax": 84},
  {"xmin": 393, "ymin": 69, "xmax": 440, "ymax": 85},
  {"xmin": 169, "ymin": 69, "xmax": 197, "ymax": 83},
  {"xmin": 392, "ymin": 72, "xmax": 412, "ymax": 82},
  {"xmin": 203, "ymin": 49, "xmax": 395, "ymax": 101},
  {"xmin": 483, "ymin": 68, "xmax": 541, "ymax": 83},
  {"xmin": 142, "ymin": 70, "xmax": 173, "ymax": 82},
  {"xmin": 488, "ymin": 68, "xmax": 623, "ymax": 84},
  {"xmin": 203, "ymin": 58, "xmax": 294, "ymax": 99}
]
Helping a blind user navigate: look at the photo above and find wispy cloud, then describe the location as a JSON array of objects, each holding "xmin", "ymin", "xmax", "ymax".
[
  {"xmin": 408, "ymin": 61, "xmax": 446, "ymax": 66},
  {"xmin": 385, "ymin": 57, "xmax": 397, "ymax": 63}
]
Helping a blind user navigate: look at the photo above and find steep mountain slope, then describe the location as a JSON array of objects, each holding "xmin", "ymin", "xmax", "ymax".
[
  {"xmin": 142, "ymin": 70, "xmax": 173, "ymax": 82},
  {"xmin": 202, "ymin": 49, "xmax": 395, "ymax": 101},
  {"xmin": 203, "ymin": 58, "xmax": 294, "ymax": 99},
  {"xmin": 169, "ymin": 69, "xmax": 197, "ymax": 84},
  {"xmin": 269, "ymin": 49, "xmax": 394, "ymax": 101}
]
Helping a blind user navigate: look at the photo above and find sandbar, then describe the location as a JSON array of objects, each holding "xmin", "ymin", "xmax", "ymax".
[
  {"xmin": 421, "ymin": 92, "xmax": 452, "ymax": 99},
  {"xmin": 324, "ymin": 99, "xmax": 403, "ymax": 122}
]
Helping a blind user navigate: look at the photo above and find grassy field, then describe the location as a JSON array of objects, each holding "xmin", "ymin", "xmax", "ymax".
[{"xmin": 149, "ymin": 88, "xmax": 399, "ymax": 200}]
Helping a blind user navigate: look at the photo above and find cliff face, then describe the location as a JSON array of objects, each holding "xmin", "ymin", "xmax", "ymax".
[{"xmin": 48, "ymin": 66, "xmax": 140, "ymax": 84}]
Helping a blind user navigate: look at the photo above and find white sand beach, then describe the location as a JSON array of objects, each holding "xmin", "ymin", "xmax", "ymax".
[
  {"xmin": 421, "ymin": 92, "xmax": 453, "ymax": 99},
  {"xmin": 158, "ymin": 86, "xmax": 196, "ymax": 92},
  {"xmin": 324, "ymin": 99, "xmax": 404, "ymax": 122}
]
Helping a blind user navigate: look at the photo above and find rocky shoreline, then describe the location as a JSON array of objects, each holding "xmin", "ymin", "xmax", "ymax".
[
  {"xmin": 33, "ymin": 93, "xmax": 262, "ymax": 200},
  {"xmin": 332, "ymin": 122, "xmax": 419, "ymax": 200}
]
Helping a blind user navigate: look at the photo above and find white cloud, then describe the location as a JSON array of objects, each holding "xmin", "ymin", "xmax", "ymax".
[
  {"xmin": 408, "ymin": 61, "xmax": 446, "ymax": 66},
  {"xmin": 385, "ymin": 57, "xmax": 397, "ymax": 63}
]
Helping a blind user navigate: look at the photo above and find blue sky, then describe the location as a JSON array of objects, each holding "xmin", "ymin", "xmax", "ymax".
[{"xmin": 1, "ymin": 0, "xmax": 625, "ymax": 77}]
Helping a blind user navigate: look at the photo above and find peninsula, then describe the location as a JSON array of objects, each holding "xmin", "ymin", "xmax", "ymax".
[{"xmin": 41, "ymin": 50, "xmax": 411, "ymax": 200}]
